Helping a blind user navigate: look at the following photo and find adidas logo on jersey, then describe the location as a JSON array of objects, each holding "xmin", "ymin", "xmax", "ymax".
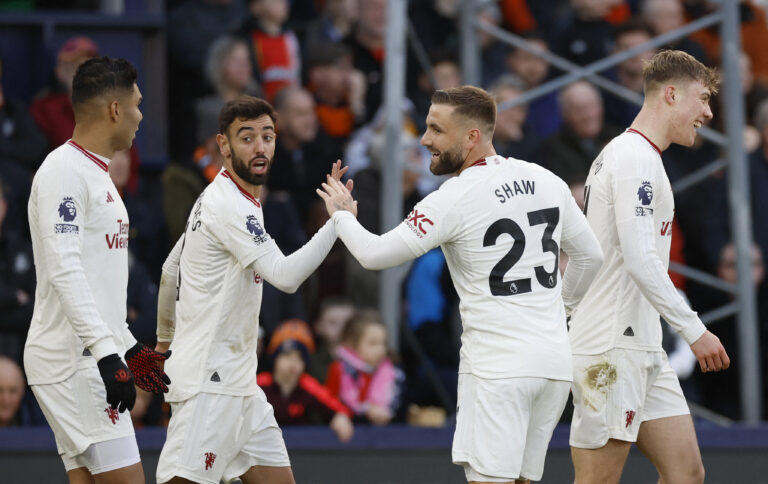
[
  {"xmin": 210, "ymin": 371, "xmax": 220, "ymax": 382},
  {"xmin": 106, "ymin": 192, "xmax": 114, "ymax": 203},
  {"xmin": 623, "ymin": 326, "xmax": 635, "ymax": 337}
]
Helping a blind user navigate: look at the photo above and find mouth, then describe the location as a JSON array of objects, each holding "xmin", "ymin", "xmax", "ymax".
[
  {"xmin": 429, "ymin": 151, "xmax": 440, "ymax": 162},
  {"xmin": 693, "ymin": 120, "xmax": 702, "ymax": 129},
  {"xmin": 250, "ymin": 157, "xmax": 268, "ymax": 175}
]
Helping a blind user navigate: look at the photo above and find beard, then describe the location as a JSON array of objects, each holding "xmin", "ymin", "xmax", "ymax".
[
  {"xmin": 429, "ymin": 146, "xmax": 465, "ymax": 176},
  {"xmin": 231, "ymin": 148, "xmax": 272, "ymax": 186}
]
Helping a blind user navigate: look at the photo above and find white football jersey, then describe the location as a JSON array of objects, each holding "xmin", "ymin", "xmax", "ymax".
[
  {"xmin": 392, "ymin": 155, "xmax": 592, "ymax": 381},
  {"xmin": 568, "ymin": 130, "xmax": 705, "ymax": 355},
  {"xmin": 26, "ymin": 140, "xmax": 135, "ymax": 385},
  {"xmin": 164, "ymin": 170, "xmax": 273, "ymax": 402}
]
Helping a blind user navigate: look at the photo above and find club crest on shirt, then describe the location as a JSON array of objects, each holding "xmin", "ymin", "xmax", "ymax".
[
  {"xmin": 245, "ymin": 215, "xmax": 269, "ymax": 244},
  {"xmin": 58, "ymin": 197, "xmax": 77, "ymax": 221},
  {"xmin": 637, "ymin": 181, "xmax": 653, "ymax": 206}
]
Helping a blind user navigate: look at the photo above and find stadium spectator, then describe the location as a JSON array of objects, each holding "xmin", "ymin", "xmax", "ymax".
[
  {"xmin": 505, "ymin": 32, "xmax": 562, "ymax": 138},
  {"xmin": 308, "ymin": 297, "xmax": 356, "ymax": 382},
  {"xmin": 30, "ymin": 36, "xmax": 98, "ymax": 152},
  {"xmin": 345, "ymin": 0, "xmax": 388, "ymax": 123},
  {"xmin": 402, "ymin": 248, "xmax": 459, "ymax": 412},
  {"xmin": 0, "ymin": 356, "xmax": 25, "ymax": 427},
  {"xmin": 602, "ymin": 18, "xmax": 657, "ymax": 129},
  {"xmin": 0, "ymin": 56, "xmax": 47, "ymax": 173},
  {"xmin": 489, "ymin": 74, "xmax": 539, "ymax": 160},
  {"xmin": 195, "ymin": 36, "xmax": 262, "ymax": 145},
  {"xmin": 241, "ymin": 0, "xmax": 302, "ymax": 102},
  {"xmin": 554, "ymin": 0, "xmax": 617, "ymax": 67},
  {"xmin": 298, "ymin": 0, "xmax": 358, "ymax": 51},
  {"xmin": 29, "ymin": 36, "xmax": 141, "ymax": 192},
  {"xmin": 537, "ymin": 80, "xmax": 621, "ymax": 185},
  {"xmin": 476, "ymin": 2, "xmax": 510, "ymax": 88},
  {"xmin": 305, "ymin": 43, "xmax": 367, "ymax": 142},
  {"xmin": 408, "ymin": 0, "xmax": 460, "ymax": 60},
  {"xmin": 258, "ymin": 319, "xmax": 354, "ymax": 442},
  {"xmin": 326, "ymin": 309, "xmax": 403, "ymax": 426},
  {"xmin": 267, "ymin": 86, "xmax": 339, "ymax": 223},
  {"xmin": 413, "ymin": 53, "xmax": 463, "ymax": 133},
  {"xmin": 166, "ymin": 0, "xmax": 248, "ymax": 158},
  {"xmin": 642, "ymin": 0, "xmax": 709, "ymax": 63},
  {"xmin": 0, "ymin": 177, "xmax": 35, "ymax": 364},
  {"xmin": 346, "ymin": 130, "xmax": 426, "ymax": 307}
]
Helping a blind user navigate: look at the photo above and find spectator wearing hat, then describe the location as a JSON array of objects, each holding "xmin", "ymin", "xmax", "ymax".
[
  {"xmin": 30, "ymin": 37, "xmax": 141, "ymax": 192},
  {"xmin": 257, "ymin": 319, "xmax": 354, "ymax": 442},
  {"xmin": 30, "ymin": 36, "xmax": 99, "ymax": 152}
]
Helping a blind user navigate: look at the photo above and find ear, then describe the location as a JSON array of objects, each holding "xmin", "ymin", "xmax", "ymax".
[
  {"xmin": 664, "ymin": 85, "xmax": 676, "ymax": 105},
  {"xmin": 109, "ymin": 100, "xmax": 120, "ymax": 122},
  {"xmin": 465, "ymin": 127, "xmax": 481, "ymax": 150},
  {"xmin": 216, "ymin": 133, "xmax": 230, "ymax": 158}
]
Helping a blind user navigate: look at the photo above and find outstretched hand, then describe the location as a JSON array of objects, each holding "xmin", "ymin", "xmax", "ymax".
[
  {"xmin": 317, "ymin": 174, "xmax": 358, "ymax": 217},
  {"xmin": 329, "ymin": 159, "xmax": 354, "ymax": 192}
]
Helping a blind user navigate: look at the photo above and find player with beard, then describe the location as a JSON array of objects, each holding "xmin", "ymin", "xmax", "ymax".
[
  {"xmin": 317, "ymin": 85, "xmax": 604, "ymax": 484},
  {"xmin": 154, "ymin": 96, "xmax": 352, "ymax": 484}
]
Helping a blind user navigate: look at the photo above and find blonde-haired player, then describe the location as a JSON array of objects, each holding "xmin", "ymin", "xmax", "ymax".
[{"xmin": 566, "ymin": 50, "xmax": 730, "ymax": 484}]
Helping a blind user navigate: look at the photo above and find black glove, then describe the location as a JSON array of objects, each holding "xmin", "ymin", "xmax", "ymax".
[
  {"xmin": 125, "ymin": 343, "xmax": 172, "ymax": 394},
  {"xmin": 97, "ymin": 354, "xmax": 136, "ymax": 413}
]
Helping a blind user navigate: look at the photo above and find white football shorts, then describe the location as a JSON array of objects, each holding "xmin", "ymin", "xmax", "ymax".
[
  {"xmin": 156, "ymin": 388, "xmax": 290, "ymax": 484},
  {"xmin": 31, "ymin": 365, "xmax": 138, "ymax": 473},
  {"xmin": 452, "ymin": 373, "xmax": 570, "ymax": 482},
  {"xmin": 570, "ymin": 348, "xmax": 690, "ymax": 449}
]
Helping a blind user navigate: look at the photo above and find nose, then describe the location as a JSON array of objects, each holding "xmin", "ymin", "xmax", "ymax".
[
  {"xmin": 704, "ymin": 102, "xmax": 713, "ymax": 120},
  {"xmin": 420, "ymin": 132, "xmax": 430, "ymax": 147}
]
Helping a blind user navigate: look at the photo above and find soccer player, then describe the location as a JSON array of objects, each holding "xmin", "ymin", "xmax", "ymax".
[
  {"xmin": 566, "ymin": 50, "xmax": 730, "ymax": 484},
  {"xmin": 26, "ymin": 57, "xmax": 171, "ymax": 484},
  {"xmin": 317, "ymin": 85, "xmax": 604, "ymax": 484},
  {"xmin": 154, "ymin": 96, "xmax": 352, "ymax": 484}
]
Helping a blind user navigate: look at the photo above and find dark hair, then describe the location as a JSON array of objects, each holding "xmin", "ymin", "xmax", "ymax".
[
  {"xmin": 305, "ymin": 42, "xmax": 352, "ymax": 69},
  {"xmin": 218, "ymin": 95, "xmax": 276, "ymax": 136},
  {"xmin": 431, "ymin": 85, "xmax": 496, "ymax": 135},
  {"xmin": 341, "ymin": 309, "xmax": 386, "ymax": 348},
  {"xmin": 643, "ymin": 50, "xmax": 720, "ymax": 94},
  {"xmin": 614, "ymin": 17, "xmax": 654, "ymax": 41},
  {"xmin": 71, "ymin": 57, "xmax": 137, "ymax": 107}
]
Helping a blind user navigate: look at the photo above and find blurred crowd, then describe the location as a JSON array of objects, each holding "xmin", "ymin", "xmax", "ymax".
[{"xmin": 1, "ymin": 0, "xmax": 768, "ymax": 434}]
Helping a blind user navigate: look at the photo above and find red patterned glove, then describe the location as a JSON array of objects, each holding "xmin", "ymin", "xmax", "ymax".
[{"xmin": 124, "ymin": 343, "xmax": 171, "ymax": 394}]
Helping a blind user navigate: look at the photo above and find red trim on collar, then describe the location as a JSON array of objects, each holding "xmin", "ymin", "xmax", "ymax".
[
  {"xmin": 221, "ymin": 170, "xmax": 262, "ymax": 207},
  {"xmin": 67, "ymin": 140, "xmax": 108, "ymax": 172},
  {"xmin": 467, "ymin": 158, "xmax": 487, "ymax": 168},
  {"xmin": 627, "ymin": 128, "xmax": 662, "ymax": 155}
]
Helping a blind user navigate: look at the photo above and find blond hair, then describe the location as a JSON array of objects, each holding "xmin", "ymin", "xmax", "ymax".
[{"xmin": 642, "ymin": 50, "xmax": 719, "ymax": 95}]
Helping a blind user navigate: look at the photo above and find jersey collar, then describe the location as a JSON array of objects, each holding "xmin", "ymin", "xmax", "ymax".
[
  {"xmin": 67, "ymin": 140, "xmax": 109, "ymax": 172},
  {"xmin": 221, "ymin": 170, "xmax": 262, "ymax": 208},
  {"xmin": 626, "ymin": 128, "xmax": 662, "ymax": 156}
]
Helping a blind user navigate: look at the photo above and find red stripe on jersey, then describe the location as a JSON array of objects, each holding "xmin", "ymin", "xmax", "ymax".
[
  {"xmin": 626, "ymin": 128, "xmax": 662, "ymax": 155},
  {"xmin": 467, "ymin": 158, "xmax": 487, "ymax": 169},
  {"xmin": 67, "ymin": 140, "xmax": 108, "ymax": 172},
  {"xmin": 221, "ymin": 170, "xmax": 262, "ymax": 207}
]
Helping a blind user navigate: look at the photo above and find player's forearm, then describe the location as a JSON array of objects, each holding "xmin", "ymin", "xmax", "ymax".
[
  {"xmin": 617, "ymin": 219, "xmax": 706, "ymax": 344},
  {"xmin": 332, "ymin": 211, "xmax": 416, "ymax": 270},
  {"xmin": 561, "ymin": 227, "xmax": 604, "ymax": 314},
  {"xmin": 254, "ymin": 220, "xmax": 337, "ymax": 293},
  {"xmin": 43, "ymin": 235, "xmax": 118, "ymax": 359},
  {"xmin": 156, "ymin": 236, "xmax": 183, "ymax": 342}
]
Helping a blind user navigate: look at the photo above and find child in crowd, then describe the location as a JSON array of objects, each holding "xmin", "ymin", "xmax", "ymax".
[
  {"xmin": 326, "ymin": 310, "xmax": 403, "ymax": 425},
  {"xmin": 308, "ymin": 297, "xmax": 356, "ymax": 382},
  {"xmin": 257, "ymin": 320, "xmax": 354, "ymax": 442}
]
